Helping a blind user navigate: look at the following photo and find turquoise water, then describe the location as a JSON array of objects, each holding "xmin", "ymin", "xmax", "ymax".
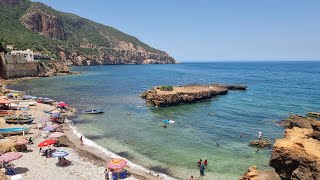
[{"xmin": 10, "ymin": 62, "xmax": 320, "ymax": 179}]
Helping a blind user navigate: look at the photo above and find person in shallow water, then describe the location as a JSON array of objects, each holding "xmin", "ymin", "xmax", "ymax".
[
  {"xmin": 197, "ymin": 159, "xmax": 202, "ymax": 166},
  {"xmin": 204, "ymin": 158, "xmax": 208, "ymax": 165},
  {"xmin": 200, "ymin": 163, "xmax": 205, "ymax": 176},
  {"xmin": 189, "ymin": 175, "xmax": 194, "ymax": 180},
  {"xmin": 162, "ymin": 123, "xmax": 167, "ymax": 128}
]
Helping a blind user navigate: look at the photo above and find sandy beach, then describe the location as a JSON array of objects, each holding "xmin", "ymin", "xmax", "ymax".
[{"xmin": 0, "ymin": 99, "xmax": 169, "ymax": 180}]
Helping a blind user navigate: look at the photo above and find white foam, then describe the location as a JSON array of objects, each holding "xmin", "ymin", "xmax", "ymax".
[{"xmin": 68, "ymin": 122, "xmax": 176, "ymax": 180}]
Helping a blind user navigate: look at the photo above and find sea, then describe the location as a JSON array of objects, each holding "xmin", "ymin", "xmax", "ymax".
[{"xmin": 10, "ymin": 61, "xmax": 320, "ymax": 179}]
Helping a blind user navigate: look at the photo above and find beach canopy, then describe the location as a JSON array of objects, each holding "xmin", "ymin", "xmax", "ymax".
[
  {"xmin": 49, "ymin": 132, "xmax": 65, "ymax": 139},
  {"xmin": 106, "ymin": 158, "xmax": 127, "ymax": 169},
  {"xmin": 38, "ymin": 139, "xmax": 57, "ymax": 147},
  {"xmin": 52, "ymin": 150, "xmax": 68, "ymax": 158},
  {"xmin": 0, "ymin": 99, "xmax": 12, "ymax": 104},
  {"xmin": 0, "ymin": 152, "xmax": 23, "ymax": 163}
]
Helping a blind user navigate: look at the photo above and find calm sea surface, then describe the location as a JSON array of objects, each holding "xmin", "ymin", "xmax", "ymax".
[{"xmin": 10, "ymin": 62, "xmax": 320, "ymax": 179}]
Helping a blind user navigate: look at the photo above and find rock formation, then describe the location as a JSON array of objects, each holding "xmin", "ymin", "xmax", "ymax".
[
  {"xmin": 141, "ymin": 84, "xmax": 247, "ymax": 107},
  {"xmin": 270, "ymin": 127, "xmax": 320, "ymax": 180},
  {"xmin": 20, "ymin": 4, "xmax": 66, "ymax": 40},
  {"xmin": 239, "ymin": 166, "xmax": 280, "ymax": 180}
]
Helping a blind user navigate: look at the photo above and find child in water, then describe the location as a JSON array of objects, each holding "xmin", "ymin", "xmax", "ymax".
[{"xmin": 204, "ymin": 158, "xmax": 208, "ymax": 165}]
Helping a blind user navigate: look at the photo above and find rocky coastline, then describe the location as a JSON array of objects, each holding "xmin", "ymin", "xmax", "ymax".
[
  {"xmin": 141, "ymin": 84, "xmax": 247, "ymax": 107},
  {"xmin": 240, "ymin": 113, "xmax": 320, "ymax": 180}
]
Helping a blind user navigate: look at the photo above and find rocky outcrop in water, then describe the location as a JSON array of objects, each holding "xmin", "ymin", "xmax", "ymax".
[
  {"xmin": 249, "ymin": 139, "xmax": 270, "ymax": 148},
  {"xmin": 269, "ymin": 115, "xmax": 320, "ymax": 179},
  {"xmin": 270, "ymin": 127, "xmax": 320, "ymax": 180},
  {"xmin": 141, "ymin": 84, "xmax": 247, "ymax": 107},
  {"xmin": 239, "ymin": 166, "xmax": 280, "ymax": 180}
]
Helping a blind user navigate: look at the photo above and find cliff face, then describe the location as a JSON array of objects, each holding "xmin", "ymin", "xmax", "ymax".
[
  {"xmin": 0, "ymin": 0, "xmax": 175, "ymax": 65},
  {"xmin": 270, "ymin": 115, "xmax": 320, "ymax": 179},
  {"xmin": 21, "ymin": 6, "xmax": 66, "ymax": 40}
]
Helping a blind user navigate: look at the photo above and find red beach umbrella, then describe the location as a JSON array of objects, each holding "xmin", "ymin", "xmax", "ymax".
[
  {"xmin": 106, "ymin": 158, "xmax": 127, "ymax": 169},
  {"xmin": 0, "ymin": 152, "xmax": 23, "ymax": 162},
  {"xmin": 38, "ymin": 139, "xmax": 57, "ymax": 147},
  {"xmin": 58, "ymin": 102, "xmax": 68, "ymax": 107}
]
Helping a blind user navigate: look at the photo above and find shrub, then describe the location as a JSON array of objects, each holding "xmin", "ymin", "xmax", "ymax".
[{"xmin": 160, "ymin": 86, "xmax": 173, "ymax": 91}]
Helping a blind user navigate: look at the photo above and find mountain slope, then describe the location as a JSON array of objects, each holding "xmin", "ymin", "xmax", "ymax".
[{"xmin": 0, "ymin": 0, "xmax": 175, "ymax": 65}]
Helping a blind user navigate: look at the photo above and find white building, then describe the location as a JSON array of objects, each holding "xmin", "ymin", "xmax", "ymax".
[{"xmin": 10, "ymin": 49, "xmax": 34, "ymax": 61}]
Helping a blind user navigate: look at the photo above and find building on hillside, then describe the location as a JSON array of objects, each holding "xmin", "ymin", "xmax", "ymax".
[
  {"xmin": 10, "ymin": 49, "xmax": 34, "ymax": 61},
  {"xmin": 6, "ymin": 44, "xmax": 14, "ymax": 50},
  {"xmin": 34, "ymin": 52, "xmax": 51, "ymax": 60}
]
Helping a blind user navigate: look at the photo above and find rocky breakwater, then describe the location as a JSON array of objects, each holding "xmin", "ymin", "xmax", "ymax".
[
  {"xmin": 270, "ymin": 115, "xmax": 320, "ymax": 179},
  {"xmin": 141, "ymin": 84, "xmax": 247, "ymax": 107}
]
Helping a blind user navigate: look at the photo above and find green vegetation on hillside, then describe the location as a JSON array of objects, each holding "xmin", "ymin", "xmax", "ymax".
[{"xmin": 0, "ymin": 0, "xmax": 166, "ymax": 60}]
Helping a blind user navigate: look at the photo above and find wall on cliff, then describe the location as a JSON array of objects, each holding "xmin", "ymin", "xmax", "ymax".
[{"xmin": 0, "ymin": 0, "xmax": 175, "ymax": 65}]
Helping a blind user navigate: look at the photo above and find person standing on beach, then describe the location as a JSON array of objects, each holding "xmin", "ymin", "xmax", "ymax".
[{"xmin": 80, "ymin": 136, "xmax": 84, "ymax": 145}]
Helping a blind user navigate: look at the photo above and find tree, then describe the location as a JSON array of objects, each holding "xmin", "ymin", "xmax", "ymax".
[{"xmin": 0, "ymin": 42, "xmax": 7, "ymax": 53}]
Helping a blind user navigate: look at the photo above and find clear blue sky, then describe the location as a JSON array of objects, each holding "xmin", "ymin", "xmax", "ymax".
[{"xmin": 34, "ymin": 0, "xmax": 320, "ymax": 61}]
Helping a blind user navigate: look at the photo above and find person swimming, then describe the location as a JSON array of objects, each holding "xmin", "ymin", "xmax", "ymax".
[{"xmin": 162, "ymin": 124, "xmax": 167, "ymax": 128}]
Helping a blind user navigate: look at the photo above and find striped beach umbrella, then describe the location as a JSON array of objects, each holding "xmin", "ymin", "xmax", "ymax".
[
  {"xmin": 49, "ymin": 132, "xmax": 65, "ymax": 139},
  {"xmin": 106, "ymin": 158, "xmax": 127, "ymax": 169},
  {"xmin": 40, "ymin": 118, "xmax": 50, "ymax": 123},
  {"xmin": 0, "ymin": 152, "xmax": 23, "ymax": 162},
  {"xmin": 52, "ymin": 150, "xmax": 68, "ymax": 158}
]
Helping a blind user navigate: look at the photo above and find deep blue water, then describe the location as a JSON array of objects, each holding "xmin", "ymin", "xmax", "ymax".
[{"xmin": 10, "ymin": 62, "xmax": 320, "ymax": 179}]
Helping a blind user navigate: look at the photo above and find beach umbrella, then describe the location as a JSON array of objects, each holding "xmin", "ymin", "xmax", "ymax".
[
  {"xmin": 43, "ymin": 97, "xmax": 50, "ymax": 100},
  {"xmin": 51, "ymin": 113, "xmax": 60, "ymax": 117},
  {"xmin": 49, "ymin": 132, "xmax": 65, "ymax": 139},
  {"xmin": 0, "ymin": 152, "xmax": 23, "ymax": 163},
  {"xmin": 51, "ymin": 124, "xmax": 61, "ymax": 129},
  {"xmin": 58, "ymin": 102, "xmax": 68, "ymax": 107},
  {"xmin": 38, "ymin": 139, "xmax": 57, "ymax": 147},
  {"xmin": 43, "ymin": 126, "xmax": 54, "ymax": 131},
  {"xmin": 15, "ymin": 139, "xmax": 29, "ymax": 146},
  {"xmin": 40, "ymin": 118, "xmax": 50, "ymax": 123},
  {"xmin": 0, "ymin": 99, "xmax": 12, "ymax": 104},
  {"xmin": 52, "ymin": 150, "xmax": 68, "ymax": 158},
  {"xmin": 106, "ymin": 158, "xmax": 127, "ymax": 169}
]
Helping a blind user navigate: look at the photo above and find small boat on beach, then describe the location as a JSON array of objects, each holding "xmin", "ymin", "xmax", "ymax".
[
  {"xmin": 0, "ymin": 127, "xmax": 31, "ymax": 135},
  {"xmin": 82, "ymin": 109, "xmax": 104, "ymax": 114},
  {"xmin": 5, "ymin": 114, "xmax": 34, "ymax": 124}
]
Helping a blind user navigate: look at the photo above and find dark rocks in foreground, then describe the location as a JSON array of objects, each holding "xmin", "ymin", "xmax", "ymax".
[{"xmin": 141, "ymin": 84, "xmax": 247, "ymax": 107}]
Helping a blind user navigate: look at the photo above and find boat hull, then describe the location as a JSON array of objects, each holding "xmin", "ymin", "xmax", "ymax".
[{"xmin": 0, "ymin": 127, "xmax": 31, "ymax": 135}]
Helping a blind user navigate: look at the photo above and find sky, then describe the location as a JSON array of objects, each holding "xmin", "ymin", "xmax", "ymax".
[{"xmin": 33, "ymin": 0, "xmax": 320, "ymax": 61}]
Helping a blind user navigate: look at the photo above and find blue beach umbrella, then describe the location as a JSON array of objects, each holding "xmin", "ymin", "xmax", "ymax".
[{"xmin": 51, "ymin": 114, "xmax": 60, "ymax": 117}]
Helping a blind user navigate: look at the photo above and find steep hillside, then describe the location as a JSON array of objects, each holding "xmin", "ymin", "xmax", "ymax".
[{"xmin": 0, "ymin": 0, "xmax": 175, "ymax": 65}]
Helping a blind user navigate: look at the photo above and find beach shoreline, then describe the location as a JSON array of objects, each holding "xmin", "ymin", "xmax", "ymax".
[{"xmin": 0, "ymin": 88, "xmax": 175, "ymax": 180}]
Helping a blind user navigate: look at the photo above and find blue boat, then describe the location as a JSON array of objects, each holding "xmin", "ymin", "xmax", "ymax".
[
  {"xmin": 0, "ymin": 127, "xmax": 31, "ymax": 135},
  {"xmin": 83, "ymin": 109, "xmax": 104, "ymax": 114}
]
